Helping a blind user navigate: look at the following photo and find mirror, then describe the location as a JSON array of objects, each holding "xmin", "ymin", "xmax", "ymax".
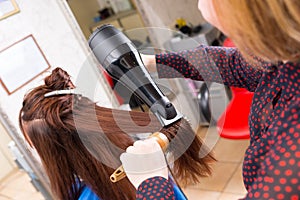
[
  {"xmin": 0, "ymin": 0, "xmax": 20, "ymax": 21},
  {"xmin": 0, "ymin": 35, "xmax": 51, "ymax": 95}
]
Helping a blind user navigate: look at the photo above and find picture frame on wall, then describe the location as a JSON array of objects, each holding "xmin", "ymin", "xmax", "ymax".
[
  {"xmin": 0, "ymin": 0, "xmax": 20, "ymax": 21},
  {"xmin": 0, "ymin": 35, "xmax": 51, "ymax": 95}
]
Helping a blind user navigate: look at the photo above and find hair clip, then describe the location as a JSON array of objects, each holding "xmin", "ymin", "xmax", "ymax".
[{"xmin": 44, "ymin": 89, "xmax": 76, "ymax": 97}]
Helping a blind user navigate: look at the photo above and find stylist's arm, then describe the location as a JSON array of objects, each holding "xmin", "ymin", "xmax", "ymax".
[{"xmin": 120, "ymin": 139, "xmax": 175, "ymax": 200}]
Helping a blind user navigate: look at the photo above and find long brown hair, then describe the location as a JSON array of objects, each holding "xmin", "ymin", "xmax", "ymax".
[
  {"xmin": 19, "ymin": 68, "xmax": 215, "ymax": 200},
  {"xmin": 213, "ymin": 0, "xmax": 300, "ymax": 63}
]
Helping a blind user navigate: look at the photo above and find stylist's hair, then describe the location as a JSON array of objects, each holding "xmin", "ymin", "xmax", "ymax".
[
  {"xmin": 214, "ymin": 0, "xmax": 300, "ymax": 62},
  {"xmin": 19, "ymin": 68, "xmax": 215, "ymax": 200}
]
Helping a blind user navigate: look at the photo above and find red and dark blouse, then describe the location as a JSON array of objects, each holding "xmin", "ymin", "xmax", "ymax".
[{"xmin": 137, "ymin": 45, "xmax": 299, "ymax": 200}]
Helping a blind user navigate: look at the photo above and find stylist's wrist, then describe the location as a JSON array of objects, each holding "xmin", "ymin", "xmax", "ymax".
[
  {"xmin": 120, "ymin": 139, "xmax": 168, "ymax": 189},
  {"xmin": 141, "ymin": 54, "xmax": 157, "ymax": 73}
]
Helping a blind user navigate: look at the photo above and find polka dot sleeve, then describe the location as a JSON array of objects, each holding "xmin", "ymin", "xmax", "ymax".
[
  {"xmin": 136, "ymin": 176, "xmax": 175, "ymax": 200},
  {"xmin": 244, "ymin": 95, "xmax": 300, "ymax": 200},
  {"xmin": 156, "ymin": 45, "xmax": 268, "ymax": 92}
]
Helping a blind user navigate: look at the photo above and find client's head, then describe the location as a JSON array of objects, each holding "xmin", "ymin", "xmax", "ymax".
[
  {"xmin": 19, "ymin": 67, "xmax": 215, "ymax": 200},
  {"xmin": 19, "ymin": 68, "xmax": 137, "ymax": 200}
]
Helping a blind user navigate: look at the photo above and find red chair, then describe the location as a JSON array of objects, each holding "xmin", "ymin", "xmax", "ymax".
[
  {"xmin": 217, "ymin": 87, "xmax": 253, "ymax": 139},
  {"xmin": 216, "ymin": 38, "xmax": 252, "ymax": 139}
]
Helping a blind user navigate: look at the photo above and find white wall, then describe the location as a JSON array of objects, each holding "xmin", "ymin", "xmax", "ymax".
[
  {"xmin": 135, "ymin": 0, "xmax": 204, "ymax": 28},
  {"xmin": 0, "ymin": 0, "xmax": 115, "ymax": 181},
  {"xmin": 0, "ymin": 0, "xmax": 115, "ymax": 130}
]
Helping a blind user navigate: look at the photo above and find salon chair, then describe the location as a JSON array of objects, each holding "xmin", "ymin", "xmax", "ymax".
[{"xmin": 216, "ymin": 86, "xmax": 253, "ymax": 139}]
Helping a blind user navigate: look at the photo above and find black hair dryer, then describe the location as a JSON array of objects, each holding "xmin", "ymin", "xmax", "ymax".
[{"xmin": 88, "ymin": 24, "xmax": 182, "ymax": 126}]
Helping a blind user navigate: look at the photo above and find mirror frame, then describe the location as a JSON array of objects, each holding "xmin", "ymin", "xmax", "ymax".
[{"xmin": 0, "ymin": 0, "xmax": 20, "ymax": 21}]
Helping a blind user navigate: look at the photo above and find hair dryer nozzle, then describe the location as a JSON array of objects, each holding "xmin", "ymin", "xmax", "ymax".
[{"xmin": 88, "ymin": 24, "xmax": 182, "ymax": 126}]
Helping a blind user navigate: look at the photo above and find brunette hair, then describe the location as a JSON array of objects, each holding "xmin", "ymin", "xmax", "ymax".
[
  {"xmin": 213, "ymin": 0, "xmax": 300, "ymax": 63},
  {"xmin": 19, "ymin": 68, "xmax": 215, "ymax": 200}
]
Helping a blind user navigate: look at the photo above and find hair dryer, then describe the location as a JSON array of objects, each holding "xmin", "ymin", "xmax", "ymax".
[{"xmin": 88, "ymin": 24, "xmax": 182, "ymax": 126}]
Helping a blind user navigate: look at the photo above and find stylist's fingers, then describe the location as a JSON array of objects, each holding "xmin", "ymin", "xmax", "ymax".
[
  {"xmin": 125, "ymin": 146, "xmax": 135, "ymax": 153},
  {"xmin": 133, "ymin": 140, "xmax": 145, "ymax": 148},
  {"xmin": 126, "ymin": 139, "xmax": 162, "ymax": 155},
  {"xmin": 133, "ymin": 140, "xmax": 149, "ymax": 155},
  {"xmin": 126, "ymin": 140, "xmax": 151, "ymax": 155},
  {"xmin": 136, "ymin": 138, "xmax": 161, "ymax": 154},
  {"xmin": 144, "ymin": 138, "xmax": 161, "ymax": 152}
]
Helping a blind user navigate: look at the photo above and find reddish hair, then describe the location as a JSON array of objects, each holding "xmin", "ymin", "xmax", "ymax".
[{"xmin": 19, "ymin": 68, "xmax": 215, "ymax": 199}]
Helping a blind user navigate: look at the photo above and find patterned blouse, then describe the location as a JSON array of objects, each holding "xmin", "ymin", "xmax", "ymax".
[{"xmin": 137, "ymin": 45, "xmax": 299, "ymax": 200}]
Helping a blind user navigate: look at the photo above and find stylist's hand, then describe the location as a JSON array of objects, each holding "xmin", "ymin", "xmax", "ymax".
[
  {"xmin": 120, "ymin": 138, "xmax": 168, "ymax": 189},
  {"xmin": 140, "ymin": 54, "xmax": 157, "ymax": 73}
]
